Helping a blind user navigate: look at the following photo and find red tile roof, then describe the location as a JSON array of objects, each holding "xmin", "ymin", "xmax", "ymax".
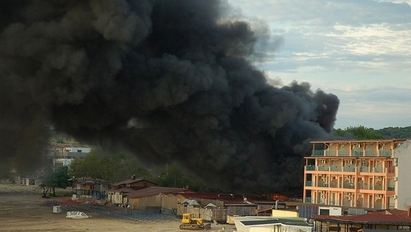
[
  {"xmin": 312, "ymin": 209, "xmax": 411, "ymax": 225},
  {"xmin": 127, "ymin": 186, "xmax": 190, "ymax": 198},
  {"xmin": 113, "ymin": 178, "xmax": 154, "ymax": 186},
  {"xmin": 174, "ymin": 192, "xmax": 268, "ymax": 205},
  {"xmin": 108, "ymin": 187, "xmax": 134, "ymax": 193},
  {"xmin": 176, "ymin": 192, "xmax": 246, "ymax": 201}
]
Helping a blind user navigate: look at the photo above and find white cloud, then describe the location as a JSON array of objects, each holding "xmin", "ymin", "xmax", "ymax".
[
  {"xmin": 229, "ymin": 0, "xmax": 411, "ymax": 128},
  {"xmin": 326, "ymin": 24, "xmax": 411, "ymax": 56},
  {"xmin": 377, "ymin": 0, "xmax": 411, "ymax": 6}
]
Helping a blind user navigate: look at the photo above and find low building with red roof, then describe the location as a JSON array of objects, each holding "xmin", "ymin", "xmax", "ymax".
[
  {"xmin": 112, "ymin": 176, "xmax": 156, "ymax": 190},
  {"xmin": 126, "ymin": 186, "xmax": 190, "ymax": 211},
  {"xmin": 311, "ymin": 208, "xmax": 411, "ymax": 231}
]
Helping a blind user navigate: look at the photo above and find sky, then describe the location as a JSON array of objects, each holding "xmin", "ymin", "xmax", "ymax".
[{"xmin": 228, "ymin": 0, "xmax": 411, "ymax": 129}]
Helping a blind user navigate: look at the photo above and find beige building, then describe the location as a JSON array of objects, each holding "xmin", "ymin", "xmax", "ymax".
[{"xmin": 303, "ymin": 139, "xmax": 411, "ymax": 210}]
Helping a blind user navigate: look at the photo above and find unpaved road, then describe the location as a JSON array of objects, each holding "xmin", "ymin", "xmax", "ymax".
[{"xmin": 0, "ymin": 184, "xmax": 236, "ymax": 232}]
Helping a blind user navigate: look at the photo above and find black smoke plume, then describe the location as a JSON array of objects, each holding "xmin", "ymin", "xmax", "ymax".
[{"xmin": 0, "ymin": 0, "xmax": 339, "ymax": 194}]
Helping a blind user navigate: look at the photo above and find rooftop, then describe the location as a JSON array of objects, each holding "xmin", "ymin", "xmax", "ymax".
[{"xmin": 312, "ymin": 209, "xmax": 411, "ymax": 225}]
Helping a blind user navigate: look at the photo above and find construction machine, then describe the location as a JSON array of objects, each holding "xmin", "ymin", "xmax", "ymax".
[{"xmin": 180, "ymin": 213, "xmax": 211, "ymax": 230}]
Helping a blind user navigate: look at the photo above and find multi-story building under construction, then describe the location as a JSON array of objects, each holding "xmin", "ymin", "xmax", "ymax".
[{"xmin": 303, "ymin": 139, "xmax": 411, "ymax": 210}]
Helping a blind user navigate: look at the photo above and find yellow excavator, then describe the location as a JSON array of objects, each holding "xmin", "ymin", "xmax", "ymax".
[{"xmin": 180, "ymin": 213, "xmax": 211, "ymax": 230}]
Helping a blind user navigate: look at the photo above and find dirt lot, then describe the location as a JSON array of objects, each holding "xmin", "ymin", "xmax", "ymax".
[{"xmin": 0, "ymin": 184, "xmax": 236, "ymax": 232}]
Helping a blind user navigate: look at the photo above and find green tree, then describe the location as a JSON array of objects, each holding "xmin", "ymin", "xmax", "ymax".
[
  {"xmin": 333, "ymin": 126, "xmax": 385, "ymax": 139},
  {"xmin": 153, "ymin": 164, "xmax": 207, "ymax": 191},
  {"xmin": 69, "ymin": 151, "xmax": 152, "ymax": 182},
  {"xmin": 41, "ymin": 166, "xmax": 70, "ymax": 197},
  {"xmin": 377, "ymin": 126, "xmax": 411, "ymax": 139}
]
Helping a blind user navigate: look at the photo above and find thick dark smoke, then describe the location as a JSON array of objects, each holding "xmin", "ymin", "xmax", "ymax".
[{"xmin": 0, "ymin": 0, "xmax": 339, "ymax": 194}]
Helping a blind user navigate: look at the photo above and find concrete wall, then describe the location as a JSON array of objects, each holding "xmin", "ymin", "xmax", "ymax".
[
  {"xmin": 129, "ymin": 195, "xmax": 161, "ymax": 210},
  {"xmin": 394, "ymin": 140, "xmax": 411, "ymax": 210},
  {"xmin": 272, "ymin": 209, "xmax": 298, "ymax": 217}
]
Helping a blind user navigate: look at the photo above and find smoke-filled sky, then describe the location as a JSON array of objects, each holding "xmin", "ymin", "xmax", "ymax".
[
  {"xmin": 0, "ymin": 0, "xmax": 340, "ymax": 194},
  {"xmin": 229, "ymin": 0, "xmax": 411, "ymax": 130}
]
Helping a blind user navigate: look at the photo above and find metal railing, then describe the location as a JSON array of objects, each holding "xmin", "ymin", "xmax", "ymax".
[
  {"xmin": 343, "ymin": 166, "xmax": 355, "ymax": 172},
  {"xmin": 379, "ymin": 150, "xmax": 392, "ymax": 157},
  {"xmin": 343, "ymin": 183, "xmax": 355, "ymax": 189},
  {"xmin": 330, "ymin": 166, "xmax": 342, "ymax": 171},
  {"xmin": 374, "ymin": 167, "xmax": 383, "ymax": 173},
  {"xmin": 352, "ymin": 151, "xmax": 363, "ymax": 157},
  {"xmin": 306, "ymin": 165, "xmax": 316, "ymax": 171},
  {"xmin": 318, "ymin": 165, "xmax": 329, "ymax": 171},
  {"xmin": 338, "ymin": 150, "xmax": 349, "ymax": 156},
  {"xmin": 312, "ymin": 150, "xmax": 324, "ymax": 156}
]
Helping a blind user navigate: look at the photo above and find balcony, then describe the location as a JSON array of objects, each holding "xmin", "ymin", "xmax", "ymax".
[
  {"xmin": 338, "ymin": 150, "xmax": 349, "ymax": 156},
  {"xmin": 318, "ymin": 183, "xmax": 328, "ymax": 188},
  {"xmin": 318, "ymin": 165, "xmax": 329, "ymax": 171},
  {"xmin": 359, "ymin": 166, "xmax": 370, "ymax": 172},
  {"xmin": 374, "ymin": 185, "xmax": 384, "ymax": 190},
  {"xmin": 364, "ymin": 150, "xmax": 376, "ymax": 156},
  {"xmin": 330, "ymin": 182, "xmax": 340, "ymax": 188},
  {"xmin": 352, "ymin": 151, "xmax": 363, "ymax": 157},
  {"xmin": 379, "ymin": 150, "xmax": 392, "ymax": 157},
  {"xmin": 330, "ymin": 166, "xmax": 342, "ymax": 171},
  {"xmin": 374, "ymin": 167, "xmax": 383, "ymax": 173},
  {"xmin": 312, "ymin": 150, "xmax": 324, "ymax": 156},
  {"xmin": 357, "ymin": 201, "xmax": 363, "ymax": 208},
  {"xmin": 343, "ymin": 166, "xmax": 355, "ymax": 172},
  {"xmin": 343, "ymin": 183, "xmax": 355, "ymax": 189},
  {"xmin": 374, "ymin": 202, "xmax": 383, "ymax": 209},
  {"xmin": 306, "ymin": 165, "xmax": 316, "ymax": 171}
]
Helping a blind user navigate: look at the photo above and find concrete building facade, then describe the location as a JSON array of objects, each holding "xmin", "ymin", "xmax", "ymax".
[
  {"xmin": 303, "ymin": 139, "xmax": 411, "ymax": 210},
  {"xmin": 43, "ymin": 144, "xmax": 91, "ymax": 170}
]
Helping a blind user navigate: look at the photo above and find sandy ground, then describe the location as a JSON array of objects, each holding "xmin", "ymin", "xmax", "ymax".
[{"xmin": 0, "ymin": 184, "xmax": 236, "ymax": 232}]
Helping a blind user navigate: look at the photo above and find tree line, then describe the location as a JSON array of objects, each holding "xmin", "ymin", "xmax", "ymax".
[
  {"xmin": 333, "ymin": 125, "xmax": 411, "ymax": 139},
  {"xmin": 1, "ymin": 125, "xmax": 410, "ymax": 197}
]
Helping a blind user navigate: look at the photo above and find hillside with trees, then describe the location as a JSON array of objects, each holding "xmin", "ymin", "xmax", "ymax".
[
  {"xmin": 376, "ymin": 126, "xmax": 411, "ymax": 139},
  {"xmin": 333, "ymin": 126, "xmax": 411, "ymax": 139}
]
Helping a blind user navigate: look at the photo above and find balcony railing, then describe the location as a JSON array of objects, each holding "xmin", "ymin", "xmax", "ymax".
[
  {"xmin": 306, "ymin": 181, "xmax": 312, "ymax": 186},
  {"xmin": 330, "ymin": 166, "xmax": 342, "ymax": 171},
  {"xmin": 343, "ymin": 166, "xmax": 355, "ymax": 172},
  {"xmin": 388, "ymin": 186, "xmax": 395, "ymax": 191},
  {"xmin": 305, "ymin": 197, "xmax": 312, "ymax": 203},
  {"xmin": 338, "ymin": 150, "xmax": 349, "ymax": 156},
  {"xmin": 318, "ymin": 182, "xmax": 328, "ymax": 187},
  {"xmin": 374, "ymin": 202, "xmax": 383, "ymax": 209},
  {"xmin": 312, "ymin": 150, "xmax": 324, "ymax": 156},
  {"xmin": 305, "ymin": 164, "xmax": 392, "ymax": 174},
  {"xmin": 318, "ymin": 165, "xmax": 329, "ymax": 171},
  {"xmin": 374, "ymin": 167, "xmax": 383, "ymax": 173},
  {"xmin": 359, "ymin": 166, "xmax": 370, "ymax": 172},
  {"xmin": 374, "ymin": 185, "xmax": 384, "ymax": 190},
  {"xmin": 306, "ymin": 165, "xmax": 316, "ymax": 171},
  {"xmin": 343, "ymin": 183, "xmax": 355, "ymax": 189},
  {"xmin": 379, "ymin": 150, "xmax": 392, "ymax": 157},
  {"xmin": 365, "ymin": 150, "xmax": 375, "ymax": 156},
  {"xmin": 330, "ymin": 182, "xmax": 339, "ymax": 188},
  {"xmin": 352, "ymin": 151, "xmax": 363, "ymax": 157}
]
